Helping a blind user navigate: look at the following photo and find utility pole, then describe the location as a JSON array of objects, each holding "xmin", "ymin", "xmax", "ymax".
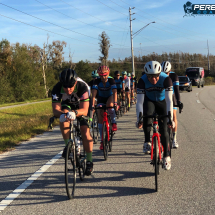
[
  {"xmin": 207, "ymin": 39, "xmax": 210, "ymax": 75},
  {"xmin": 129, "ymin": 7, "xmax": 135, "ymax": 76}
]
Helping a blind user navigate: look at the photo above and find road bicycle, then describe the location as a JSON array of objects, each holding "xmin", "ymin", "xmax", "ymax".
[
  {"xmin": 92, "ymin": 110, "xmax": 99, "ymax": 144},
  {"xmin": 48, "ymin": 115, "xmax": 88, "ymax": 199},
  {"xmin": 116, "ymin": 93, "xmax": 123, "ymax": 118},
  {"xmin": 95, "ymin": 105, "xmax": 115, "ymax": 160},
  {"xmin": 139, "ymin": 112, "xmax": 172, "ymax": 192}
]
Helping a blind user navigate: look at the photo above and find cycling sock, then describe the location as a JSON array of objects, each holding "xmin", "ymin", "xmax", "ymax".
[
  {"xmin": 86, "ymin": 152, "xmax": 93, "ymax": 162},
  {"xmin": 173, "ymin": 132, "xmax": 177, "ymax": 141},
  {"xmin": 108, "ymin": 108, "xmax": 116, "ymax": 124},
  {"xmin": 64, "ymin": 139, "xmax": 69, "ymax": 146},
  {"xmin": 128, "ymin": 103, "xmax": 130, "ymax": 107},
  {"xmin": 98, "ymin": 123, "xmax": 103, "ymax": 141}
]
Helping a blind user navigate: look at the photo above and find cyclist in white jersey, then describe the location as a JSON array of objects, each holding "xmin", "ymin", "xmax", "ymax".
[{"xmin": 122, "ymin": 71, "xmax": 131, "ymax": 111}]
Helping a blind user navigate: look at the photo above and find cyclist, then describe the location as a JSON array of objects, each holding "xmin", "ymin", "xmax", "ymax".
[
  {"xmin": 136, "ymin": 61, "xmax": 174, "ymax": 170},
  {"xmin": 51, "ymin": 69, "xmax": 94, "ymax": 175},
  {"xmin": 114, "ymin": 70, "xmax": 125, "ymax": 108},
  {"xmin": 161, "ymin": 61, "xmax": 183, "ymax": 148},
  {"xmin": 91, "ymin": 65, "xmax": 118, "ymax": 150},
  {"xmin": 88, "ymin": 70, "xmax": 99, "ymax": 90},
  {"xmin": 130, "ymin": 72, "xmax": 136, "ymax": 104},
  {"xmin": 122, "ymin": 71, "xmax": 131, "ymax": 111}
]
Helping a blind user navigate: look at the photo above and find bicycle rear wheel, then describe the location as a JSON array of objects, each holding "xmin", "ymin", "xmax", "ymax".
[
  {"xmin": 92, "ymin": 111, "xmax": 99, "ymax": 144},
  {"xmin": 102, "ymin": 122, "xmax": 108, "ymax": 160},
  {"xmin": 79, "ymin": 141, "xmax": 86, "ymax": 181},
  {"xmin": 65, "ymin": 141, "xmax": 76, "ymax": 199},
  {"xmin": 153, "ymin": 136, "xmax": 159, "ymax": 192}
]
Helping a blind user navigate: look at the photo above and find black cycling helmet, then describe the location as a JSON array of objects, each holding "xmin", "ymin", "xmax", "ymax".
[
  {"xmin": 59, "ymin": 69, "xmax": 77, "ymax": 88},
  {"xmin": 114, "ymin": 70, "xmax": 120, "ymax": 75}
]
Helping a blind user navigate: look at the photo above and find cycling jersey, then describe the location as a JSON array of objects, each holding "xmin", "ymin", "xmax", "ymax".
[
  {"xmin": 114, "ymin": 77, "xmax": 124, "ymax": 89},
  {"xmin": 92, "ymin": 77, "xmax": 117, "ymax": 98},
  {"xmin": 136, "ymin": 72, "xmax": 173, "ymax": 121},
  {"xmin": 52, "ymin": 77, "xmax": 90, "ymax": 110},
  {"xmin": 123, "ymin": 77, "xmax": 130, "ymax": 90},
  {"xmin": 130, "ymin": 77, "xmax": 136, "ymax": 87}
]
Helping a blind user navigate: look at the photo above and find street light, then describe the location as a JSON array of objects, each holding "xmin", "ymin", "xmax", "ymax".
[{"xmin": 129, "ymin": 18, "xmax": 155, "ymax": 76}]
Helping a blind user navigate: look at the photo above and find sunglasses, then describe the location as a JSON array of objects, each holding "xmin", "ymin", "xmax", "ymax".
[
  {"xmin": 99, "ymin": 72, "xmax": 109, "ymax": 76},
  {"xmin": 116, "ymin": 74, "xmax": 120, "ymax": 76},
  {"xmin": 147, "ymin": 74, "xmax": 160, "ymax": 79}
]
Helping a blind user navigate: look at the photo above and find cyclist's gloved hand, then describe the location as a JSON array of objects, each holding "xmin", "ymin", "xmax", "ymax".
[
  {"xmin": 60, "ymin": 114, "xmax": 66, "ymax": 123},
  {"xmin": 177, "ymin": 101, "xmax": 183, "ymax": 110},
  {"xmin": 66, "ymin": 111, "xmax": 76, "ymax": 120},
  {"xmin": 136, "ymin": 121, "xmax": 143, "ymax": 129}
]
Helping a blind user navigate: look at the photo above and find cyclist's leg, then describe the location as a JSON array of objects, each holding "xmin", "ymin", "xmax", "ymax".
[
  {"xmin": 172, "ymin": 108, "xmax": 178, "ymax": 147},
  {"xmin": 155, "ymin": 100, "xmax": 168, "ymax": 155},
  {"xmin": 143, "ymin": 96, "xmax": 155, "ymax": 153},
  {"xmin": 126, "ymin": 91, "xmax": 130, "ymax": 108},
  {"xmin": 106, "ymin": 95, "xmax": 117, "ymax": 131}
]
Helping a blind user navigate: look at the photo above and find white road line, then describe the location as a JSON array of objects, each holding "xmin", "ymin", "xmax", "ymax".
[
  {"xmin": 197, "ymin": 100, "xmax": 201, "ymax": 103},
  {"xmin": 0, "ymin": 151, "xmax": 62, "ymax": 212}
]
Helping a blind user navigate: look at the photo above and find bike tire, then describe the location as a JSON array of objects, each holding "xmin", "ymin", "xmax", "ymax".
[
  {"xmin": 108, "ymin": 115, "xmax": 113, "ymax": 152},
  {"xmin": 102, "ymin": 122, "xmax": 108, "ymax": 160},
  {"xmin": 154, "ymin": 136, "xmax": 159, "ymax": 192},
  {"xmin": 65, "ymin": 141, "xmax": 76, "ymax": 199},
  {"xmin": 92, "ymin": 111, "xmax": 99, "ymax": 144}
]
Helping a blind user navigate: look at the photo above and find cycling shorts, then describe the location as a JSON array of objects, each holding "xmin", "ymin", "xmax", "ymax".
[{"xmin": 125, "ymin": 87, "xmax": 130, "ymax": 92}]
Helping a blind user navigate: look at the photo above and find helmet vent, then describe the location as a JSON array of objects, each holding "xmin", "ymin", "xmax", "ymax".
[
  {"xmin": 148, "ymin": 65, "xmax": 151, "ymax": 69},
  {"xmin": 145, "ymin": 67, "xmax": 148, "ymax": 73}
]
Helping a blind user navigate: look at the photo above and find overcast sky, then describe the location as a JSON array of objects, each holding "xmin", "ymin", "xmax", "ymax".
[{"xmin": 0, "ymin": 0, "xmax": 215, "ymax": 62}]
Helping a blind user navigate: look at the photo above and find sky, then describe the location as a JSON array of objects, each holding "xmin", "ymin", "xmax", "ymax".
[{"xmin": 0, "ymin": 0, "xmax": 215, "ymax": 63}]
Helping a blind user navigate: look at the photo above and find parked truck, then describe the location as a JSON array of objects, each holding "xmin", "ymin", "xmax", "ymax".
[{"xmin": 185, "ymin": 67, "xmax": 205, "ymax": 88}]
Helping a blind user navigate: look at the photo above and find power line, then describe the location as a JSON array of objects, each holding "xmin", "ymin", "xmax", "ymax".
[
  {"xmin": 106, "ymin": 0, "xmax": 128, "ymax": 10},
  {"xmin": 95, "ymin": 0, "xmax": 127, "ymax": 16},
  {"xmin": 0, "ymin": 13, "xmax": 98, "ymax": 45},
  {"xmin": 35, "ymin": 0, "xmax": 125, "ymax": 33},
  {"xmin": 59, "ymin": 0, "xmax": 127, "ymax": 30}
]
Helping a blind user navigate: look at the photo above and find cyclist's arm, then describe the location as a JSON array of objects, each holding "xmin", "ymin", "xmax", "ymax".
[
  {"xmin": 172, "ymin": 73, "xmax": 180, "ymax": 102},
  {"xmin": 52, "ymin": 103, "xmax": 64, "ymax": 118},
  {"xmin": 128, "ymin": 78, "xmax": 131, "ymax": 90},
  {"xmin": 110, "ymin": 78, "xmax": 117, "ymax": 103},
  {"xmin": 78, "ymin": 99, "xmax": 89, "ymax": 117},
  {"xmin": 91, "ymin": 89, "xmax": 97, "ymax": 107},
  {"xmin": 164, "ymin": 77, "xmax": 174, "ymax": 121},
  {"xmin": 136, "ymin": 78, "xmax": 145, "ymax": 122},
  {"xmin": 112, "ymin": 89, "xmax": 117, "ymax": 103}
]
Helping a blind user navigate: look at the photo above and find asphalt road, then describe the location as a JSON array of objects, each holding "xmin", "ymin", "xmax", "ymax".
[{"xmin": 0, "ymin": 86, "xmax": 214, "ymax": 215}]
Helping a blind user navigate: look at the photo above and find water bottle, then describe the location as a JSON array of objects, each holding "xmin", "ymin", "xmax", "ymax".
[{"xmin": 75, "ymin": 137, "xmax": 81, "ymax": 156}]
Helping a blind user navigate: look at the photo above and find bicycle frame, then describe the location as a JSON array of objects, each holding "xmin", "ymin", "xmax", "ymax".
[
  {"xmin": 102, "ymin": 110, "xmax": 110, "ymax": 142},
  {"xmin": 150, "ymin": 121, "xmax": 163, "ymax": 161}
]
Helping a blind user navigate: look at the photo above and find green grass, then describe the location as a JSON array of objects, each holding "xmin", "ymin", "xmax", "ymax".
[
  {"xmin": 0, "ymin": 98, "xmax": 51, "ymax": 108},
  {"xmin": 0, "ymin": 101, "xmax": 59, "ymax": 152}
]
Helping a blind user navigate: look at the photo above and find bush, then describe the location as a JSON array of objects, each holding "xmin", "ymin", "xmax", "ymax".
[{"xmin": 204, "ymin": 76, "xmax": 215, "ymax": 85}]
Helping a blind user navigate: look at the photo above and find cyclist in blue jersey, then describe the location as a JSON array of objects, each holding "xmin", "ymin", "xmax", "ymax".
[
  {"xmin": 136, "ymin": 61, "xmax": 174, "ymax": 170},
  {"xmin": 130, "ymin": 72, "xmax": 136, "ymax": 104},
  {"xmin": 161, "ymin": 61, "xmax": 183, "ymax": 148},
  {"xmin": 91, "ymin": 65, "xmax": 118, "ymax": 150},
  {"xmin": 114, "ymin": 70, "xmax": 124, "ymax": 107}
]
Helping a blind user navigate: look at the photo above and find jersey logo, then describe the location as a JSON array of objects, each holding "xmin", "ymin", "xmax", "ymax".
[
  {"xmin": 52, "ymin": 94, "xmax": 59, "ymax": 100},
  {"xmin": 146, "ymin": 87, "xmax": 163, "ymax": 92}
]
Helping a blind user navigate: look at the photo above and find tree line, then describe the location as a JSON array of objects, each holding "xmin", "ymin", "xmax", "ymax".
[{"xmin": 0, "ymin": 34, "xmax": 214, "ymax": 104}]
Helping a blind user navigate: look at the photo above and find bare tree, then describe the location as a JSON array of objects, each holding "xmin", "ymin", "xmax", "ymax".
[{"xmin": 99, "ymin": 31, "xmax": 110, "ymax": 66}]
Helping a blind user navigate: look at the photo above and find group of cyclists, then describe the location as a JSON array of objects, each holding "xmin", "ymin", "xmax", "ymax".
[{"xmin": 51, "ymin": 60, "xmax": 183, "ymax": 176}]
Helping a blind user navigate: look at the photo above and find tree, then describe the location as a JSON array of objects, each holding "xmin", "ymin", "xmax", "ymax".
[{"xmin": 99, "ymin": 31, "xmax": 110, "ymax": 66}]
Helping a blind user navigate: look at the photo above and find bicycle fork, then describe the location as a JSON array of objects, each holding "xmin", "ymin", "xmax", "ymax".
[{"xmin": 101, "ymin": 112, "xmax": 110, "ymax": 142}]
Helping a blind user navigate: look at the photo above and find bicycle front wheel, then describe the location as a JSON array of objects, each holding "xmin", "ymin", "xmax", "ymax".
[
  {"xmin": 65, "ymin": 141, "xmax": 76, "ymax": 199},
  {"xmin": 102, "ymin": 122, "xmax": 108, "ymax": 160},
  {"xmin": 92, "ymin": 111, "xmax": 99, "ymax": 144},
  {"xmin": 153, "ymin": 136, "xmax": 159, "ymax": 192},
  {"xmin": 108, "ymin": 115, "xmax": 113, "ymax": 152}
]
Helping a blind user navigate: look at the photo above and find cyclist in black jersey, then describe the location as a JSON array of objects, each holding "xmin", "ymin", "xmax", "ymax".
[
  {"xmin": 51, "ymin": 69, "xmax": 93, "ymax": 175},
  {"xmin": 136, "ymin": 61, "xmax": 174, "ymax": 170},
  {"xmin": 161, "ymin": 61, "xmax": 183, "ymax": 148},
  {"xmin": 114, "ymin": 70, "xmax": 124, "ymax": 108}
]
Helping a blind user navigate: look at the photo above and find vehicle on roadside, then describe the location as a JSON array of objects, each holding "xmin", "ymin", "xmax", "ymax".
[
  {"xmin": 185, "ymin": 67, "xmax": 204, "ymax": 88},
  {"xmin": 178, "ymin": 76, "xmax": 192, "ymax": 92}
]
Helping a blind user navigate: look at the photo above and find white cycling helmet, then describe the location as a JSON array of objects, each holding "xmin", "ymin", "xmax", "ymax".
[
  {"xmin": 161, "ymin": 61, "xmax": 171, "ymax": 73},
  {"xmin": 144, "ymin": 61, "xmax": 161, "ymax": 75}
]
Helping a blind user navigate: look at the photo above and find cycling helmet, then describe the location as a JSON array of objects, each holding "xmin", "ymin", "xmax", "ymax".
[
  {"xmin": 59, "ymin": 69, "xmax": 77, "ymax": 88},
  {"xmin": 122, "ymin": 71, "xmax": 127, "ymax": 75},
  {"xmin": 131, "ymin": 72, "xmax": 134, "ymax": 76},
  {"xmin": 114, "ymin": 70, "xmax": 120, "ymax": 75},
  {"xmin": 144, "ymin": 61, "xmax": 161, "ymax": 75},
  {"xmin": 161, "ymin": 61, "xmax": 171, "ymax": 73},
  {"xmin": 97, "ymin": 65, "xmax": 110, "ymax": 76},
  {"xmin": 128, "ymin": 73, "xmax": 131, "ymax": 77},
  {"xmin": 91, "ymin": 70, "xmax": 98, "ymax": 78}
]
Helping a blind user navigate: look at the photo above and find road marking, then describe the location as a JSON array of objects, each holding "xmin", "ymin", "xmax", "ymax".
[
  {"xmin": 197, "ymin": 100, "xmax": 201, "ymax": 103},
  {"xmin": 0, "ymin": 151, "xmax": 62, "ymax": 212}
]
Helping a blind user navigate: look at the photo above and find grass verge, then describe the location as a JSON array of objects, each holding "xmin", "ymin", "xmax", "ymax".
[
  {"xmin": 0, "ymin": 98, "xmax": 51, "ymax": 108},
  {"xmin": 0, "ymin": 101, "xmax": 59, "ymax": 153}
]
